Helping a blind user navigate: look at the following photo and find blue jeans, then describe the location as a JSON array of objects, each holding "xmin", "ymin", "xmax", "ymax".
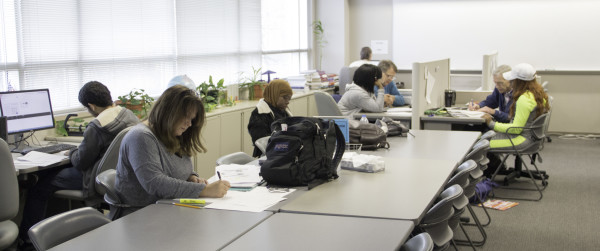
[{"xmin": 19, "ymin": 166, "xmax": 82, "ymax": 240}]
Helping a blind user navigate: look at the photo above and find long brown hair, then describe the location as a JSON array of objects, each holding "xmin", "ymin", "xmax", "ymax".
[
  {"xmin": 148, "ymin": 85, "xmax": 206, "ymax": 156},
  {"xmin": 509, "ymin": 79, "xmax": 549, "ymax": 119}
]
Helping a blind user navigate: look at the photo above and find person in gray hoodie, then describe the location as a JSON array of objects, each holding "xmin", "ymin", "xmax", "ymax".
[
  {"xmin": 337, "ymin": 64, "xmax": 385, "ymax": 116},
  {"xmin": 19, "ymin": 81, "xmax": 139, "ymax": 244}
]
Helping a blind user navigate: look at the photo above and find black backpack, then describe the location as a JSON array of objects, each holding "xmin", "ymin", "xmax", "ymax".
[{"xmin": 260, "ymin": 117, "xmax": 346, "ymax": 189}]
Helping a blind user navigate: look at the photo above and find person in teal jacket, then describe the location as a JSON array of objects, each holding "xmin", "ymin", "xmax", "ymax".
[{"xmin": 374, "ymin": 60, "xmax": 408, "ymax": 107}]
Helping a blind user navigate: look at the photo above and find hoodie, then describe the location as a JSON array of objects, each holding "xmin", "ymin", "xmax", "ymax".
[
  {"xmin": 69, "ymin": 106, "xmax": 139, "ymax": 197},
  {"xmin": 337, "ymin": 83, "xmax": 385, "ymax": 116}
]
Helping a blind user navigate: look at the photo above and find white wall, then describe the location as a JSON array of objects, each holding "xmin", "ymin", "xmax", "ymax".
[
  {"xmin": 349, "ymin": 0, "xmax": 393, "ymax": 62},
  {"xmin": 318, "ymin": 0, "xmax": 600, "ymax": 134},
  {"xmin": 315, "ymin": 0, "xmax": 348, "ymax": 74}
]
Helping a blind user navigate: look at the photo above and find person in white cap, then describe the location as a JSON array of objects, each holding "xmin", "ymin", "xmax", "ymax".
[{"xmin": 483, "ymin": 63, "xmax": 550, "ymax": 174}]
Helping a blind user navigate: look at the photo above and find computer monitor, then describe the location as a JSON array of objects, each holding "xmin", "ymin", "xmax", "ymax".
[
  {"xmin": 482, "ymin": 51, "xmax": 498, "ymax": 91},
  {"xmin": 0, "ymin": 89, "xmax": 55, "ymax": 136},
  {"xmin": 411, "ymin": 58, "xmax": 450, "ymax": 129}
]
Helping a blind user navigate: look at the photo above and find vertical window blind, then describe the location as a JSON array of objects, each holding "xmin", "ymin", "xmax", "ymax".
[{"xmin": 1, "ymin": 0, "xmax": 309, "ymax": 111}]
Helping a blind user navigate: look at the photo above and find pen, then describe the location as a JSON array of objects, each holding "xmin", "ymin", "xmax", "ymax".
[
  {"xmin": 172, "ymin": 203, "xmax": 203, "ymax": 209},
  {"xmin": 217, "ymin": 171, "xmax": 222, "ymax": 180}
]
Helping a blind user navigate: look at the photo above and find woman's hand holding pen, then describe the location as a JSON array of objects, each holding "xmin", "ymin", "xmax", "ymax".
[{"xmin": 199, "ymin": 180, "xmax": 231, "ymax": 198}]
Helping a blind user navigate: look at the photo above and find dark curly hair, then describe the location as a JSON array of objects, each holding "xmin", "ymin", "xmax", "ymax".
[{"xmin": 78, "ymin": 81, "xmax": 113, "ymax": 108}]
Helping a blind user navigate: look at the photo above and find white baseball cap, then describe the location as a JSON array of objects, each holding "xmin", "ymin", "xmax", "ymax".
[{"xmin": 503, "ymin": 63, "xmax": 536, "ymax": 81}]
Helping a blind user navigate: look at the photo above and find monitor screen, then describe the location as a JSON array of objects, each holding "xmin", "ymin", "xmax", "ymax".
[{"xmin": 0, "ymin": 89, "xmax": 55, "ymax": 135}]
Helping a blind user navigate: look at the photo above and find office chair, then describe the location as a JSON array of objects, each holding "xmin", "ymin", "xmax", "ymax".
[
  {"xmin": 479, "ymin": 130, "xmax": 496, "ymax": 141},
  {"xmin": 54, "ymin": 126, "xmax": 133, "ymax": 210},
  {"xmin": 313, "ymin": 91, "xmax": 343, "ymax": 116},
  {"xmin": 445, "ymin": 161, "xmax": 476, "ymax": 250},
  {"xmin": 28, "ymin": 207, "xmax": 110, "ymax": 251},
  {"xmin": 216, "ymin": 152, "xmax": 255, "ymax": 166},
  {"xmin": 255, "ymin": 136, "xmax": 270, "ymax": 156},
  {"xmin": 489, "ymin": 113, "xmax": 550, "ymax": 201},
  {"xmin": 338, "ymin": 66, "xmax": 357, "ymax": 95},
  {"xmin": 461, "ymin": 140, "xmax": 492, "ymax": 227},
  {"xmin": 95, "ymin": 169, "xmax": 131, "ymax": 220},
  {"xmin": 0, "ymin": 139, "xmax": 19, "ymax": 250},
  {"xmin": 399, "ymin": 233, "xmax": 434, "ymax": 251},
  {"xmin": 413, "ymin": 184, "xmax": 463, "ymax": 251},
  {"xmin": 448, "ymin": 160, "xmax": 487, "ymax": 248}
]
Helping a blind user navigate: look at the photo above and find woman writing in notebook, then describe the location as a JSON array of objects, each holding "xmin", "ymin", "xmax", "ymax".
[
  {"xmin": 115, "ymin": 85, "xmax": 230, "ymax": 217},
  {"xmin": 337, "ymin": 64, "xmax": 385, "ymax": 116}
]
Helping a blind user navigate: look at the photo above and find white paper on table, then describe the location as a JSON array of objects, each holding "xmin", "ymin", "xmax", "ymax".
[
  {"xmin": 386, "ymin": 107, "xmax": 412, "ymax": 113},
  {"xmin": 447, "ymin": 109, "xmax": 485, "ymax": 118},
  {"xmin": 16, "ymin": 151, "xmax": 68, "ymax": 167},
  {"xmin": 203, "ymin": 187, "xmax": 295, "ymax": 212},
  {"xmin": 213, "ymin": 164, "xmax": 261, "ymax": 188}
]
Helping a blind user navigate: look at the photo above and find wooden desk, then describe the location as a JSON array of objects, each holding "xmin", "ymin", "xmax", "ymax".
[
  {"xmin": 223, "ymin": 213, "xmax": 414, "ymax": 251},
  {"xmin": 280, "ymin": 157, "xmax": 456, "ymax": 223},
  {"xmin": 49, "ymin": 204, "xmax": 272, "ymax": 251}
]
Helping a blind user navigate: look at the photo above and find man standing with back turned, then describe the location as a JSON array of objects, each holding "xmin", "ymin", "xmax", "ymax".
[{"xmin": 19, "ymin": 81, "xmax": 139, "ymax": 248}]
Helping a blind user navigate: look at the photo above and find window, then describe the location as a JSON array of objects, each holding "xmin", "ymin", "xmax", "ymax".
[
  {"xmin": 1, "ymin": 0, "xmax": 309, "ymax": 112},
  {"xmin": 261, "ymin": 0, "xmax": 309, "ymax": 78}
]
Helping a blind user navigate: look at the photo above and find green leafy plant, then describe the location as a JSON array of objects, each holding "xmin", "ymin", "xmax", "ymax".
[
  {"xmin": 196, "ymin": 75, "xmax": 225, "ymax": 112},
  {"xmin": 313, "ymin": 20, "xmax": 327, "ymax": 70},
  {"xmin": 117, "ymin": 88, "xmax": 155, "ymax": 118},
  {"xmin": 239, "ymin": 66, "xmax": 266, "ymax": 100}
]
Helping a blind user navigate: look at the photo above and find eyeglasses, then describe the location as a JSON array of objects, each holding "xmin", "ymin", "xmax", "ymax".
[{"xmin": 384, "ymin": 73, "xmax": 396, "ymax": 81}]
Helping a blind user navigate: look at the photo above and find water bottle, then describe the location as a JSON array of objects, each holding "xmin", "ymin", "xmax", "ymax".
[{"xmin": 359, "ymin": 115, "xmax": 369, "ymax": 124}]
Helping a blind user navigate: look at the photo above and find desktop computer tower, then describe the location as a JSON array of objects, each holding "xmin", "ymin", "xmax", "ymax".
[{"xmin": 0, "ymin": 116, "xmax": 7, "ymax": 142}]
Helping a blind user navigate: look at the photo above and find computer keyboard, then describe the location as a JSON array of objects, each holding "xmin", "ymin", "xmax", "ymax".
[{"xmin": 21, "ymin": 143, "xmax": 77, "ymax": 155}]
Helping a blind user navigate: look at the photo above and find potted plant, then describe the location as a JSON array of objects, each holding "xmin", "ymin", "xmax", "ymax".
[
  {"xmin": 313, "ymin": 20, "xmax": 327, "ymax": 70},
  {"xmin": 196, "ymin": 75, "xmax": 225, "ymax": 112},
  {"xmin": 116, "ymin": 88, "xmax": 155, "ymax": 119},
  {"xmin": 239, "ymin": 67, "xmax": 267, "ymax": 100}
]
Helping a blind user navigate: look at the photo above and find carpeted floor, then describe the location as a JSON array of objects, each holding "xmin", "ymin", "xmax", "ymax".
[{"xmin": 453, "ymin": 137, "xmax": 600, "ymax": 250}]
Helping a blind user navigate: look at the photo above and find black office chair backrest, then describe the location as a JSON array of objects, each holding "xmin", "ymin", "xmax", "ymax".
[{"xmin": 0, "ymin": 138, "xmax": 19, "ymax": 221}]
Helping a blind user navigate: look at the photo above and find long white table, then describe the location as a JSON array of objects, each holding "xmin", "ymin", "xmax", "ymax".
[
  {"xmin": 49, "ymin": 204, "xmax": 273, "ymax": 251},
  {"xmin": 50, "ymin": 130, "xmax": 480, "ymax": 250},
  {"xmin": 280, "ymin": 157, "xmax": 456, "ymax": 223},
  {"xmin": 222, "ymin": 213, "xmax": 414, "ymax": 251}
]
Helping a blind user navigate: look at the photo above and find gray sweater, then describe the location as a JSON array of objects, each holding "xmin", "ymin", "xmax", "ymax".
[
  {"xmin": 115, "ymin": 124, "xmax": 206, "ymax": 209},
  {"xmin": 337, "ymin": 83, "xmax": 385, "ymax": 116}
]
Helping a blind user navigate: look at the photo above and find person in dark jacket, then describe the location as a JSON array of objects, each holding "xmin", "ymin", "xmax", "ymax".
[
  {"xmin": 247, "ymin": 79, "xmax": 293, "ymax": 157},
  {"xmin": 19, "ymin": 81, "xmax": 139, "ymax": 245},
  {"xmin": 469, "ymin": 64, "xmax": 513, "ymax": 123}
]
